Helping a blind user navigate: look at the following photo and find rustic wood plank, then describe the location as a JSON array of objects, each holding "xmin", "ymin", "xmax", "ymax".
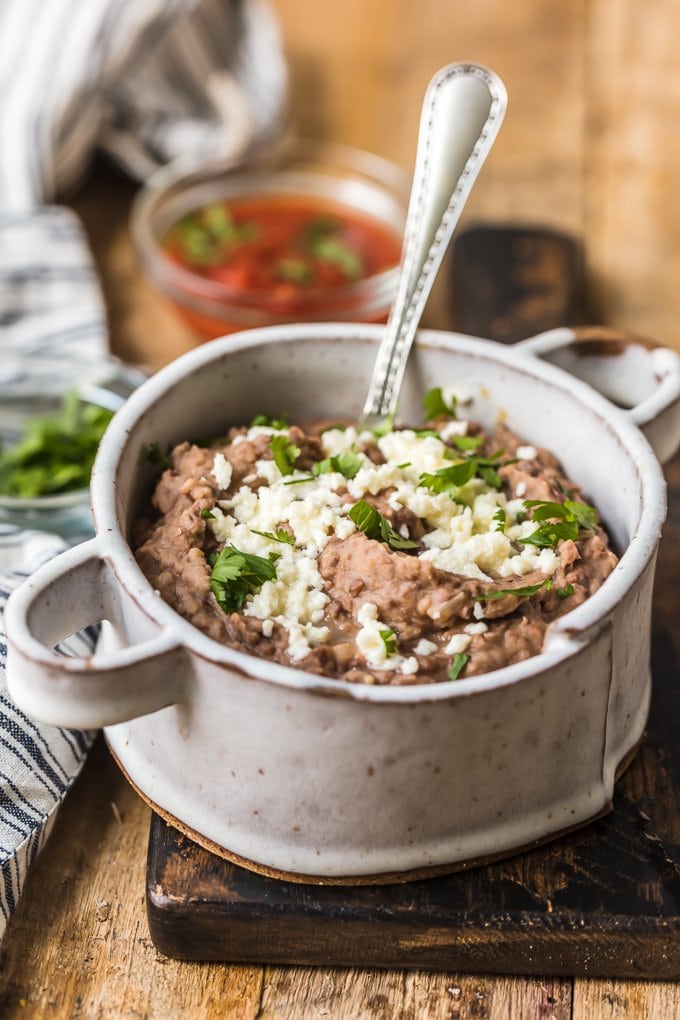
[
  {"xmin": 573, "ymin": 980, "xmax": 680, "ymax": 1020},
  {"xmin": 585, "ymin": 0, "xmax": 680, "ymax": 349},
  {"xmin": 260, "ymin": 968, "xmax": 571, "ymax": 1020},
  {"xmin": 0, "ymin": 740, "xmax": 264, "ymax": 1019}
]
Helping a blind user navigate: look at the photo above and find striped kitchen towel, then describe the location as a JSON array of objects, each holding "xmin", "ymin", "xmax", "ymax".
[
  {"xmin": 0, "ymin": 0, "xmax": 286, "ymax": 938},
  {"xmin": 0, "ymin": 527, "xmax": 95, "ymax": 930}
]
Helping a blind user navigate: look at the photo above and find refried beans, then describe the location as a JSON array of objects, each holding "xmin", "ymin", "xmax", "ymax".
[{"xmin": 134, "ymin": 392, "xmax": 618, "ymax": 685}]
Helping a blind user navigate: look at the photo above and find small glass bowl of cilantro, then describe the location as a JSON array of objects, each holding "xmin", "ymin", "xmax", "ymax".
[
  {"xmin": 132, "ymin": 140, "xmax": 408, "ymax": 341},
  {"xmin": 0, "ymin": 360, "xmax": 146, "ymax": 541}
]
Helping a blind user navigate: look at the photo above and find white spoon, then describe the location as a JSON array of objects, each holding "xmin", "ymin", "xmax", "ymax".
[{"xmin": 360, "ymin": 62, "xmax": 507, "ymax": 430}]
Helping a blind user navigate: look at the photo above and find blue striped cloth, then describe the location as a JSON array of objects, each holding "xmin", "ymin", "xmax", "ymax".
[{"xmin": 0, "ymin": 0, "xmax": 286, "ymax": 938}]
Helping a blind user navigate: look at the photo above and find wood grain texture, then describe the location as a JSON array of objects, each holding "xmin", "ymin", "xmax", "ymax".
[
  {"xmin": 0, "ymin": 1, "xmax": 679, "ymax": 1014},
  {"xmin": 272, "ymin": 0, "xmax": 680, "ymax": 348}
]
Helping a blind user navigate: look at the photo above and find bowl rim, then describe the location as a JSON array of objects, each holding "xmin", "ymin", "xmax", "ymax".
[{"xmin": 91, "ymin": 323, "xmax": 667, "ymax": 705}]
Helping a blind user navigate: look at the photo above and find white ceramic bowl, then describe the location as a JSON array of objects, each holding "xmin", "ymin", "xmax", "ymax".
[{"xmin": 5, "ymin": 324, "xmax": 680, "ymax": 883}]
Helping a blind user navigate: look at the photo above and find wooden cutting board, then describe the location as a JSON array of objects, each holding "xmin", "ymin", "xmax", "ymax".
[{"xmin": 145, "ymin": 227, "xmax": 680, "ymax": 978}]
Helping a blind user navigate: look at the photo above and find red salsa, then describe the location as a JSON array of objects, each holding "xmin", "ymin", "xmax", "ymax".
[{"xmin": 162, "ymin": 195, "xmax": 402, "ymax": 317}]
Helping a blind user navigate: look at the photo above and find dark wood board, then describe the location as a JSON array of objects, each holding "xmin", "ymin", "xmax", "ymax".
[
  {"xmin": 451, "ymin": 224, "xmax": 589, "ymax": 343},
  {"xmin": 145, "ymin": 226, "xmax": 680, "ymax": 977}
]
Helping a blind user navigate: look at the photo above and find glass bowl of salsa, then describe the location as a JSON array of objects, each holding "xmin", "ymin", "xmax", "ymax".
[{"xmin": 131, "ymin": 141, "xmax": 408, "ymax": 340}]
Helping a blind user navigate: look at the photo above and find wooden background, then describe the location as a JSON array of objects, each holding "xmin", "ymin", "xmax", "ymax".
[
  {"xmin": 1, "ymin": 1, "xmax": 679, "ymax": 1016},
  {"xmin": 271, "ymin": 0, "xmax": 680, "ymax": 351}
]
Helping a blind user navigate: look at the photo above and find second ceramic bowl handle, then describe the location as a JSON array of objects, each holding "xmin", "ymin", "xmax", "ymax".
[
  {"xmin": 4, "ymin": 537, "xmax": 189, "ymax": 728},
  {"xmin": 518, "ymin": 326, "xmax": 680, "ymax": 465}
]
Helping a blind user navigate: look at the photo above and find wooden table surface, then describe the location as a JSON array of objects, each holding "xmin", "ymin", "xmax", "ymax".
[{"xmin": 2, "ymin": 3, "xmax": 680, "ymax": 1013}]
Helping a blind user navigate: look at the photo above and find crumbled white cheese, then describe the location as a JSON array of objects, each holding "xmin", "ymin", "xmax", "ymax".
[
  {"xmin": 444, "ymin": 633, "xmax": 472, "ymax": 655},
  {"xmin": 464, "ymin": 621, "xmax": 488, "ymax": 635},
  {"xmin": 355, "ymin": 602, "xmax": 418, "ymax": 675},
  {"xmin": 206, "ymin": 417, "xmax": 560, "ymax": 673},
  {"xmin": 439, "ymin": 419, "xmax": 469, "ymax": 441},
  {"xmin": 515, "ymin": 481, "xmax": 527, "ymax": 497},
  {"xmin": 211, "ymin": 452, "xmax": 233, "ymax": 490},
  {"xmin": 473, "ymin": 601, "xmax": 486, "ymax": 620},
  {"xmin": 516, "ymin": 445, "xmax": 537, "ymax": 460}
]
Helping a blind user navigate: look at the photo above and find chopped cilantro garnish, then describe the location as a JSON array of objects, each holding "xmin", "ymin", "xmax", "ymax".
[
  {"xmin": 477, "ymin": 579, "xmax": 553, "ymax": 601},
  {"xmin": 557, "ymin": 583, "xmax": 575, "ymax": 599},
  {"xmin": 311, "ymin": 236, "xmax": 363, "ymax": 280},
  {"xmin": 493, "ymin": 507, "xmax": 506, "ymax": 533},
  {"xmin": 300, "ymin": 216, "xmax": 364, "ymax": 279},
  {"xmin": 369, "ymin": 415, "xmax": 394, "ymax": 439},
  {"xmin": 379, "ymin": 628, "xmax": 398, "ymax": 655},
  {"xmin": 312, "ymin": 451, "xmax": 363, "ymax": 480},
  {"xmin": 519, "ymin": 499, "xmax": 599, "ymax": 550},
  {"xmin": 0, "ymin": 392, "xmax": 114, "ymax": 499},
  {"xmin": 397, "ymin": 461, "xmax": 411, "ymax": 469},
  {"xmin": 448, "ymin": 653, "xmax": 470, "ymax": 681},
  {"xmin": 200, "ymin": 509, "xmax": 215, "ymax": 520},
  {"xmin": 349, "ymin": 498, "xmax": 420, "ymax": 552},
  {"xmin": 250, "ymin": 412, "xmax": 289, "ymax": 429},
  {"xmin": 450, "ymin": 434, "xmax": 483, "ymax": 452},
  {"xmin": 423, "ymin": 386, "xmax": 457, "ymax": 420},
  {"xmin": 270, "ymin": 434, "xmax": 300, "ymax": 476},
  {"xmin": 251, "ymin": 528, "xmax": 295, "ymax": 545},
  {"xmin": 419, "ymin": 461, "xmax": 476, "ymax": 494},
  {"xmin": 210, "ymin": 545, "xmax": 277, "ymax": 613},
  {"xmin": 174, "ymin": 206, "xmax": 256, "ymax": 266},
  {"xmin": 420, "ymin": 449, "xmax": 514, "ymax": 497},
  {"xmin": 277, "ymin": 258, "xmax": 314, "ymax": 284},
  {"xmin": 411, "ymin": 428, "xmax": 442, "ymax": 439}
]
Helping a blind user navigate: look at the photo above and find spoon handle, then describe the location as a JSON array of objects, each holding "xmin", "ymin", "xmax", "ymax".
[{"xmin": 361, "ymin": 63, "xmax": 507, "ymax": 427}]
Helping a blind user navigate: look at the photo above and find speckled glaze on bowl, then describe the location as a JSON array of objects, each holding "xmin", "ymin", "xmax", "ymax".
[{"xmin": 5, "ymin": 324, "xmax": 680, "ymax": 883}]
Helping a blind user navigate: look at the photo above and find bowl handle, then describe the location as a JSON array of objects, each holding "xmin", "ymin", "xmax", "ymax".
[
  {"xmin": 517, "ymin": 326, "xmax": 680, "ymax": 464},
  {"xmin": 4, "ymin": 537, "xmax": 189, "ymax": 729}
]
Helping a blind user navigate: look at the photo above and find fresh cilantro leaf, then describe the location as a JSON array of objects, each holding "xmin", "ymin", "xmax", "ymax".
[
  {"xmin": 450, "ymin": 434, "xmax": 483, "ymax": 452},
  {"xmin": 519, "ymin": 520, "xmax": 580, "ymax": 548},
  {"xmin": 200, "ymin": 509, "xmax": 215, "ymax": 520},
  {"xmin": 476, "ymin": 579, "xmax": 553, "ymax": 601},
  {"xmin": 283, "ymin": 475, "xmax": 314, "ymax": 486},
  {"xmin": 418, "ymin": 461, "xmax": 477, "ymax": 495},
  {"xmin": 448, "ymin": 653, "xmax": 470, "ymax": 681},
  {"xmin": 519, "ymin": 498, "xmax": 599, "ymax": 550},
  {"xmin": 312, "ymin": 450, "xmax": 363, "ymax": 480},
  {"xmin": 210, "ymin": 545, "xmax": 277, "ymax": 613},
  {"xmin": 564, "ymin": 500, "xmax": 600, "ymax": 531},
  {"xmin": 369, "ymin": 415, "xmax": 394, "ymax": 439},
  {"xmin": 277, "ymin": 258, "xmax": 314, "ymax": 284},
  {"xmin": 493, "ymin": 507, "xmax": 506, "ymax": 533},
  {"xmin": 349, "ymin": 499, "xmax": 420, "ymax": 552},
  {"xmin": 423, "ymin": 448, "xmax": 515, "ymax": 497},
  {"xmin": 423, "ymin": 386, "xmax": 457, "ymax": 420},
  {"xmin": 411, "ymin": 428, "xmax": 442, "ymax": 439},
  {"xmin": 251, "ymin": 528, "xmax": 295, "ymax": 545},
  {"xmin": 379, "ymin": 628, "xmax": 398, "ymax": 655},
  {"xmin": 250, "ymin": 412, "xmax": 289, "ymax": 429},
  {"xmin": 311, "ymin": 236, "xmax": 363, "ymax": 280},
  {"xmin": 270, "ymin": 434, "xmax": 300, "ymax": 476},
  {"xmin": 0, "ymin": 393, "xmax": 114, "ymax": 498},
  {"xmin": 557, "ymin": 583, "xmax": 575, "ymax": 599}
]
